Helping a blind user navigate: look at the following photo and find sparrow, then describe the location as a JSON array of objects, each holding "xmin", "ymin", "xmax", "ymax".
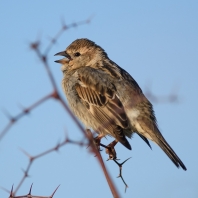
[{"xmin": 55, "ymin": 38, "xmax": 186, "ymax": 170}]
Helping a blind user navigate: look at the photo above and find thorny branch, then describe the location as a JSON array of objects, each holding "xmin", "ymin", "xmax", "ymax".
[
  {"xmin": 8, "ymin": 183, "xmax": 60, "ymax": 198},
  {"xmin": 113, "ymin": 158, "xmax": 132, "ymax": 193},
  {"xmin": 0, "ymin": 17, "xmax": 121, "ymax": 198},
  {"xmin": 13, "ymin": 135, "xmax": 87, "ymax": 195},
  {"xmin": 0, "ymin": 17, "xmax": 93, "ymax": 141},
  {"xmin": 0, "ymin": 93, "xmax": 52, "ymax": 140}
]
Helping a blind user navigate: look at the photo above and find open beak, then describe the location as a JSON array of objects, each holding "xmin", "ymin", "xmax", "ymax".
[
  {"xmin": 54, "ymin": 58, "xmax": 70, "ymax": 64},
  {"xmin": 54, "ymin": 51, "xmax": 71, "ymax": 63}
]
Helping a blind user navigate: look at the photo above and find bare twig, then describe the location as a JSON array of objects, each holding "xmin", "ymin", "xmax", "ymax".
[
  {"xmin": 0, "ymin": 16, "xmax": 94, "ymax": 141},
  {"xmin": 8, "ymin": 183, "xmax": 59, "ymax": 198},
  {"xmin": 13, "ymin": 136, "xmax": 86, "ymax": 195},
  {"xmin": 0, "ymin": 93, "xmax": 52, "ymax": 140},
  {"xmin": 113, "ymin": 158, "xmax": 132, "ymax": 193}
]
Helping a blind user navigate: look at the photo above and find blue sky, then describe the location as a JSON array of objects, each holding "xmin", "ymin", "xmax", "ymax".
[{"xmin": 0, "ymin": 1, "xmax": 198, "ymax": 197}]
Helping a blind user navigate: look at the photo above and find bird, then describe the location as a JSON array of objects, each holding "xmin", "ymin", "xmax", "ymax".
[{"xmin": 55, "ymin": 38, "xmax": 187, "ymax": 170}]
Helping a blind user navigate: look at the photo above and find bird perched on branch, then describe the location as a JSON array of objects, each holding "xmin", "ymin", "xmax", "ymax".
[{"xmin": 55, "ymin": 38, "xmax": 186, "ymax": 170}]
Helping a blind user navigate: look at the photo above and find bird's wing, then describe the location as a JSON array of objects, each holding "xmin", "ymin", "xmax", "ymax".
[{"xmin": 75, "ymin": 66, "xmax": 131, "ymax": 150}]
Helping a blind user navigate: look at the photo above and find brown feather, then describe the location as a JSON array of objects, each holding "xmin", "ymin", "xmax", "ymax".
[
  {"xmin": 75, "ymin": 76, "xmax": 131, "ymax": 150},
  {"xmin": 76, "ymin": 84, "xmax": 128, "ymax": 128}
]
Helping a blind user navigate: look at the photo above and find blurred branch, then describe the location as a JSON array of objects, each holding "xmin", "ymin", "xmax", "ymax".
[
  {"xmin": 0, "ymin": 16, "xmax": 93, "ymax": 141},
  {"xmin": 145, "ymin": 82, "xmax": 179, "ymax": 104},
  {"xmin": 44, "ymin": 15, "xmax": 94, "ymax": 55},
  {"xmin": 0, "ymin": 93, "xmax": 52, "ymax": 140}
]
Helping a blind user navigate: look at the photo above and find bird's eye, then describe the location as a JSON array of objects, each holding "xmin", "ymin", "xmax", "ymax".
[{"xmin": 74, "ymin": 52, "xmax": 81, "ymax": 57}]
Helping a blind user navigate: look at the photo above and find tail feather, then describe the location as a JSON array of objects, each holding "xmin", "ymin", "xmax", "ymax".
[
  {"xmin": 136, "ymin": 112, "xmax": 186, "ymax": 170},
  {"xmin": 137, "ymin": 133, "xmax": 152, "ymax": 149},
  {"xmin": 157, "ymin": 137, "xmax": 187, "ymax": 171},
  {"xmin": 115, "ymin": 126, "xmax": 132, "ymax": 150}
]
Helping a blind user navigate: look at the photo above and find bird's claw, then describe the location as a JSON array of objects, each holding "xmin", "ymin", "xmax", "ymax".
[{"xmin": 106, "ymin": 146, "xmax": 117, "ymax": 160}]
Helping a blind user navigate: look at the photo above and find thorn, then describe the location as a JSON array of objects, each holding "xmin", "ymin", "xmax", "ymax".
[
  {"xmin": 21, "ymin": 168, "xmax": 29, "ymax": 178},
  {"xmin": 19, "ymin": 148, "xmax": 34, "ymax": 161},
  {"xmin": 86, "ymin": 14, "xmax": 95, "ymax": 23},
  {"xmin": 61, "ymin": 17, "xmax": 67, "ymax": 30},
  {"xmin": 9, "ymin": 184, "xmax": 14, "ymax": 198},
  {"xmin": 125, "ymin": 185, "xmax": 128, "ymax": 193},
  {"xmin": 120, "ymin": 157, "xmax": 132, "ymax": 166},
  {"xmin": 28, "ymin": 183, "xmax": 33, "ymax": 195},
  {"xmin": 51, "ymin": 38, "xmax": 56, "ymax": 44},
  {"xmin": 19, "ymin": 148, "xmax": 30, "ymax": 157},
  {"xmin": 46, "ymin": 35, "xmax": 56, "ymax": 45},
  {"xmin": 42, "ymin": 55, "xmax": 46, "ymax": 62},
  {"xmin": 2, "ymin": 108, "xmax": 15, "ymax": 123},
  {"xmin": 50, "ymin": 185, "xmax": 60, "ymax": 197},
  {"xmin": 55, "ymin": 142, "xmax": 60, "ymax": 152},
  {"xmin": 23, "ymin": 108, "xmax": 30, "ymax": 114},
  {"xmin": 0, "ymin": 186, "xmax": 10, "ymax": 193},
  {"xmin": 30, "ymin": 41, "xmax": 39, "ymax": 49},
  {"xmin": 64, "ymin": 130, "xmax": 69, "ymax": 143},
  {"xmin": 17, "ymin": 103, "xmax": 30, "ymax": 115}
]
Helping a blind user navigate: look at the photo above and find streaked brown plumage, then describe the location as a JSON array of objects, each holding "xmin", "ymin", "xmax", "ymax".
[{"xmin": 55, "ymin": 38, "xmax": 186, "ymax": 170}]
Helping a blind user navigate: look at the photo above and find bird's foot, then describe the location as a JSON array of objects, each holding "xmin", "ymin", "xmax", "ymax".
[{"xmin": 105, "ymin": 140, "xmax": 118, "ymax": 160}]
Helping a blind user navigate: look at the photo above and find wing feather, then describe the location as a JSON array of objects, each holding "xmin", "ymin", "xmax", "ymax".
[
  {"xmin": 74, "ymin": 67, "xmax": 131, "ymax": 149},
  {"xmin": 76, "ymin": 84, "xmax": 128, "ymax": 129}
]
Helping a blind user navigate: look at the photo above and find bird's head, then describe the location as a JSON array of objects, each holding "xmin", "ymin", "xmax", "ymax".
[{"xmin": 55, "ymin": 38, "xmax": 108, "ymax": 71}]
